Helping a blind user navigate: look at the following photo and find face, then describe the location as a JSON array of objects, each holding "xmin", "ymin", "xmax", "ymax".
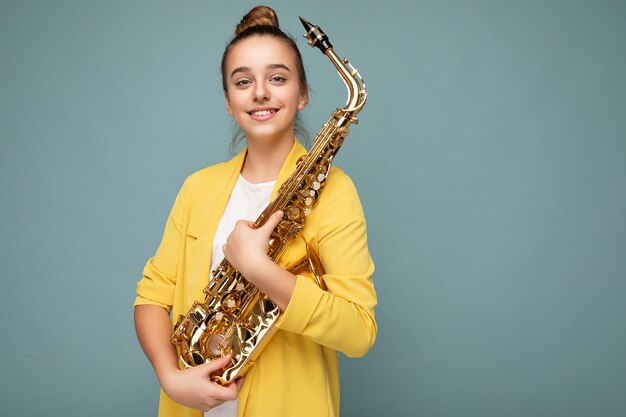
[{"xmin": 224, "ymin": 35, "xmax": 308, "ymax": 146}]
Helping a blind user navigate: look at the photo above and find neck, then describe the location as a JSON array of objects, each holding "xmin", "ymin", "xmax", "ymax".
[{"xmin": 240, "ymin": 135, "xmax": 295, "ymax": 183}]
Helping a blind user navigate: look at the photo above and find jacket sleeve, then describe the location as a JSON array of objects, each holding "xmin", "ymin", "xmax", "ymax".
[
  {"xmin": 134, "ymin": 177, "xmax": 190, "ymax": 312},
  {"xmin": 275, "ymin": 171, "xmax": 377, "ymax": 357}
]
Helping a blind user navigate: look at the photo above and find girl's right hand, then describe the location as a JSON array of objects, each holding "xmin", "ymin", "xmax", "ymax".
[{"xmin": 160, "ymin": 355, "xmax": 244, "ymax": 412}]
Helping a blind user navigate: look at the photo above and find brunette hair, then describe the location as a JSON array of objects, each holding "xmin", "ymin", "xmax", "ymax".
[{"xmin": 221, "ymin": 6, "xmax": 310, "ymax": 151}]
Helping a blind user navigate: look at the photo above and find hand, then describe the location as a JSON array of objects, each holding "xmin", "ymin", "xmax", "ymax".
[
  {"xmin": 223, "ymin": 211, "xmax": 284, "ymax": 279},
  {"xmin": 160, "ymin": 355, "xmax": 244, "ymax": 412}
]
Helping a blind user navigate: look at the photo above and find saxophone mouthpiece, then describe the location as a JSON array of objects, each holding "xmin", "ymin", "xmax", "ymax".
[
  {"xmin": 299, "ymin": 16, "xmax": 314, "ymax": 32},
  {"xmin": 299, "ymin": 16, "xmax": 333, "ymax": 54}
]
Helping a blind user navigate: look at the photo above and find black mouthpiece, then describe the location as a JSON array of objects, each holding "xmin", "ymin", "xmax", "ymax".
[
  {"xmin": 299, "ymin": 16, "xmax": 333, "ymax": 53},
  {"xmin": 299, "ymin": 16, "xmax": 314, "ymax": 33}
]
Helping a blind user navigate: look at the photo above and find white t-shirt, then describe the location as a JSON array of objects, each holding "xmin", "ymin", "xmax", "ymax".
[{"xmin": 205, "ymin": 174, "xmax": 275, "ymax": 417}]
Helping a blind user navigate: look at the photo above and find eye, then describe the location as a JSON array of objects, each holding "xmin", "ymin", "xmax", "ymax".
[
  {"xmin": 235, "ymin": 79, "xmax": 251, "ymax": 87},
  {"xmin": 270, "ymin": 75, "xmax": 287, "ymax": 83}
]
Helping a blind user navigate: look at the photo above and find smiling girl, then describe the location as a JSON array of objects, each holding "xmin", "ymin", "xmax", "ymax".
[{"xmin": 134, "ymin": 6, "xmax": 377, "ymax": 417}]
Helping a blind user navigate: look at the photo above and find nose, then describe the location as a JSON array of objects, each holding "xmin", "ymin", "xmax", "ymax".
[{"xmin": 253, "ymin": 80, "xmax": 270, "ymax": 102}]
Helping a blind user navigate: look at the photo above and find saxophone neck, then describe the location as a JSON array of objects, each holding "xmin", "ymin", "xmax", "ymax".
[
  {"xmin": 326, "ymin": 49, "xmax": 367, "ymax": 114},
  {"xmin": 300, "ymin": 17, "xmax": 367, "ymax": 114}
]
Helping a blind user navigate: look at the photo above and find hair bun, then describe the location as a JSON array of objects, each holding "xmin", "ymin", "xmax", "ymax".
[{"xmin": 235, "ymin": 5, "xmax": 280, "ymax": 35}]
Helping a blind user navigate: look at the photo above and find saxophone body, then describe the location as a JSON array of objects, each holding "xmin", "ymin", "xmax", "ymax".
[{"xmin": 171, "ymin": 17, "xmax": 367, "ymax": 385}]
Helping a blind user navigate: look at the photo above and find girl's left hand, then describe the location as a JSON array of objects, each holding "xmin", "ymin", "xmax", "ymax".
[{"xmin": 223, "ymin": 210, "xmax": 284, "ymax": 279}]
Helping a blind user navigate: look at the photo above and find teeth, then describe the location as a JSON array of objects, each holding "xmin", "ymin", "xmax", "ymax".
[{"xmin": 251, "ymin": 110, "xmax": 275, "ymax": 116}]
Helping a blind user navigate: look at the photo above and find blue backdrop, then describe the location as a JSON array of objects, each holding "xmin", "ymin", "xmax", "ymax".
[{"xmin": 1, "ymin": 1, "xmax": 625, "ymax": 416}]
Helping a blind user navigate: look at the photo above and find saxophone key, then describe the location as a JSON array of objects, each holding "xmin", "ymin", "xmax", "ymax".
[
  {"xmin": 220, "ymin": 292, "xmax": 240, "ymax": 313},
  {"xmin": 231, "ymin": 326, "xmax": 255, "ymax": 355},
  {"xmin": 189, "ymin": 303, "xmax": 209, "ymax": 324},
  {"xmin": 286, "ymin": 205, "xmax": 303, "ymax": 222},
  {"xmin": 249, "ymin": 298, "xmax": 277, "ymax": 327}
]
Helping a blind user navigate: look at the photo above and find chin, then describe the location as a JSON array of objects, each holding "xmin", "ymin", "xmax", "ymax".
[{"xmin": 243, "ymin": 128, "xmax": 293, "ymax": 146}]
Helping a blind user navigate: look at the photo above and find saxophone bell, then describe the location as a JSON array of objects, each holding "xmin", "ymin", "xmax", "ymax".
[{"xmin": 288, "ymin": 237, "xmax": 327, "ymax": 290}]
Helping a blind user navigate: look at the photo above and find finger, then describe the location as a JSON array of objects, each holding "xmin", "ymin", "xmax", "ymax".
[
  {"xmin": 212, "ymin": 381, "xmax": 239, "ymax": 401},
  {"xmin": 202, "ymin": 355, "xmax": 232, "ymax": 374},
  {"xmin": 234, "ymin": 219, "xmax": 253, "ymax": 229},
  {"xmin": 260, "ymin": 210, "xmax": 284, "ymax": 233},
  {"xmin": 235, "ymin": 378, "xmax": 244, "ymax": 391},
  {"xmin": 233, "ymin": 219, "xmax": 256, "ymax": 230}
]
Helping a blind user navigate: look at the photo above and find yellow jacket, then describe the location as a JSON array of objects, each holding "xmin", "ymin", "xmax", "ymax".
[{"xmin": 134, "ymin": 140, "xmax": 377, "ymax": 417}]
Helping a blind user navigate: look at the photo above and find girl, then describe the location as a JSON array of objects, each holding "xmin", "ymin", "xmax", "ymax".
[{"xmin": 134, "ymin": 6, "xmax": 377, "ymax": 417}]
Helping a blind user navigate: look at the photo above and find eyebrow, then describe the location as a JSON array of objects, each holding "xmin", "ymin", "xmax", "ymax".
[{"xmin": 230, "ymin": 63, "xmax": 292, "ymax": 78}]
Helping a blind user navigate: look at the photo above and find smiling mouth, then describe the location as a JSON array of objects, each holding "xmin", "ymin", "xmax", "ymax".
[{"xmin": 248, "ymin": 109, "xmax": 278, "ymax": 116}]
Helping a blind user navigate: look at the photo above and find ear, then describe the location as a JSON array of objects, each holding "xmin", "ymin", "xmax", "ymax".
[
  {"xmin": 297, "ymin": 87, "xmax": 309, "ymax": 110},
  {"xmin": 225, "ymin": 92, "xmax": 233, "ymax": 116}
]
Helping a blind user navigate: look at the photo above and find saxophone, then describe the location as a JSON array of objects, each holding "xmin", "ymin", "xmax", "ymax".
[{"xmin": 171, "ymin": 16, "xmax": 367, "ymax": 384}]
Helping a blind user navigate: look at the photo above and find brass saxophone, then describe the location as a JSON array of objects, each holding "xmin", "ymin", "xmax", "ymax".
[{"xmin": 171, "ymin": 16, "xmax": 367, "ymax": 384}]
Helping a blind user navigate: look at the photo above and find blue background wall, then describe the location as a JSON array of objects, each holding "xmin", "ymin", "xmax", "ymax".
[{"xmin": 1, "ymin": 1, "xmax": 625, "ymax": 416}]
